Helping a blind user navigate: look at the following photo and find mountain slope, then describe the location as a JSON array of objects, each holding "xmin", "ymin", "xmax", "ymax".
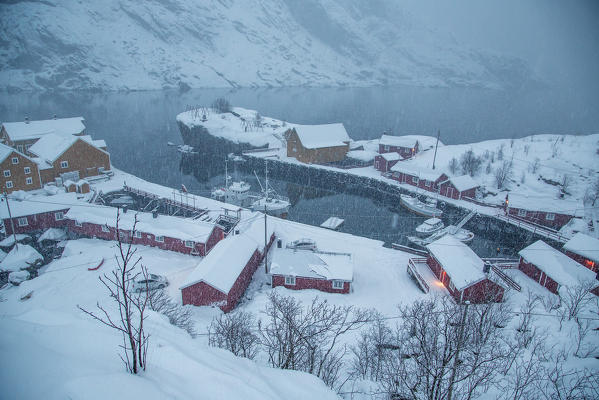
[{"xmin": 0, "ymin": 0, "xmax": 531, "ymax": 90}]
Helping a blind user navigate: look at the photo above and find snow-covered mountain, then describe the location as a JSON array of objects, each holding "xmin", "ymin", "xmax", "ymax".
[{"xmin": 0, "ymin": 0, "xmax": 531, "ymax": 91}]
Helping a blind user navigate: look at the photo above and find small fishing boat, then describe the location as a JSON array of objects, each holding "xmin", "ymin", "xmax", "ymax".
[
  {"xmin": 211, "ymin": 158, "xmax": 254, "ymax": 207},
  {"xmin": 415, "ymin": 218, "xmax": 445, "ymax": 237},
  {"xmin": 407, "ymin": 225, "xmax": 474, "ymax": 247},
  {"xmin": 250, "ymin": 160, "xmax": 290, "ymax": 218},
  {"xmin": 400, "ymin": 194, "xmax": 443, "ymax": 218}
]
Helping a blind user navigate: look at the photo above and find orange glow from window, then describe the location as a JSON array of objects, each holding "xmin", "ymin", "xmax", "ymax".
[{"xmin": 435, "ymin": 281, "xmax": 445, "ymax": 287}]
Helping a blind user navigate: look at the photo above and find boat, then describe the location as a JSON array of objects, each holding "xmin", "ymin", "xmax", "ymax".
[
  {"xmin": 400, "ymin": 194, "xmax": 443, "ymax": 218},
  {"xmin": 177, "ymin": 144, "xmax": 198, "ymax": 154},
  {"xmin": 407, "ymin": 225, "xmax": 474, "ymax": 247},
  {"xmin": 415, "ymin": 218, "xmax": 445, "ymax": 237},
  {"xmin": 211, "ymin": 158, "xmax": 253, "ymax": 207},
  {"xmin": 250, "ymin": 160, "xmax": 290, "ymax": 218}
]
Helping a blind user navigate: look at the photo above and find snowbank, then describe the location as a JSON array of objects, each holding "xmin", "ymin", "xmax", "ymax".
[{"xmin": 0, "ymin": 244, "xmax": 42, "ymax": 272}]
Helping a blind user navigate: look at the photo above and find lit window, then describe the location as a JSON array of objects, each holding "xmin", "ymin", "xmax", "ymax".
[
  {"xmin": 5, "ymin": 181, "xmax": 13, "ymax": 189},
  {"xmin": 26, "ymin": 177, "xmax": 33, "ymax": 185},
  {"xmin": 517, "ymin": 209, "xmax": 527, "ymax": 217},
  {"xmin": 546, "ymin": 213, "xmax": 555, "ymax": 221},
  {"xmin": 101, "ymin": 225, "xmax": 110, "ymax": 233},
  {"xmin": 155, "ymin": 235, "xmax": 164, "ymax": 243},
  {"xmin": 11, "ymin": 157, "xmax": 18, "ymax": 165},
  {"xmin": 24, "ymin": 167, "xmax": 31, "ymax": 175},
  {"xmin": 60, "ymin": 161, "xmax": 69, "ymax": 169},
  {"xmin": 185, "ymin": 240, "xmax": 194, "ymax": 248},
  {"xmin": 285, "ymin": 276, "xmax": 296, "ymax": 286},
  {"xmin": 3, "ymin": 170, "xmax": 10, "ymax": 177},
  {"xmin": 18, "ymin": 217, "xmax": 28, "ymax": 227},
  {"xmin": 54, "ymin": 211, "xmax": 64, "ymax": 221},
  {"xmin": 134, "ymin": 231, "xmax": 142, "ymax": 239},
  {"xmin": 332, "ymin": 280, "xmax": 344, "ymax": 289}
]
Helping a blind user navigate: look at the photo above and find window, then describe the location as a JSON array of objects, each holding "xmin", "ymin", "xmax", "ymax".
[
  {"xmin": 101, "ymin": 225, "xmax": 110, "ymax": 233},
  {"xmin": 54, "ymin": 211, "xmax": 64, "ymax": 221},
  {"xmin": 546, "ymin": 213, "xmax": 555, "ymax": 221},
  {"xmin": 25, "ymin": 144, "xmax": 31, "ymax": 151},
  {"xmin": 26, "ymin": 177, "xmax": 33, "ymax": 185},
  {"xmin": 11, "ymin": 157, "xmax": 18, "ymax": 165},
  {"xmin": 75, "ymin": 220, "xmax": 82, "ymax": 227},
  {"xmin": 517, "ymin": 209, "xmax": 527, "ymax": 217},
  {"xmin": 60, "ymin": 160, "xmax": 69, "ymax": 169},
  {"xmin": 155, "ymin": 235, "xmax": 164, "ymax": 243},
  {"xmin": 17, "ymin": 145, "xmax": 23, "ymax": 153},
  {"xmin": 134, "ymin": 231, "xmax": 142, "ymax": 239},
  {"xmin": 185, "ymin": 240, "xmax": 194, "ymax": 248},
  {"xmin": 3, "ymin": 170, "xmax": 10, "ymax": 177},
  {"xmin": 18, "ymin": 217, "xmax": 28, "ymax": 227},
  {"xmin": 412, "ymin": 176, "xmax": 419, "ymax": 184},
  {"xmin": 285, "ymin": 276, "xmax": 296, "ymax": 286},
  {"xmin": 332, "ymin": 280, "xmax": 344, "ymax": 290},
  {"xmin": 383, "ymin": 145, "xmax": 389, "ymax": 152},
  {"xmin": 24, "ymin": 167, "xmax": 31, "ymax": 175},
  {"xmin": 424, "ymin": 180, "xmax": 431, "ymax": 187},
  {"xmin": 449, "ymin": 280, "xmax": 456, "ymax": 291},
  {"xmin": 5, "ymin": 181, "xmax": 13, "ymax": 189}
]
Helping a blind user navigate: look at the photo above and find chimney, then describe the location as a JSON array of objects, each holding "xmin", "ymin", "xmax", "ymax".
[
  {"xmin": 122, "ymin": 206, "xmax": 128, "ymax": 213},
  {"xmin": 483, "ymin": 262, "xmax": 491, "ymax": 274},
  {"xmin": 53, "ymin": 114, "xmax": 57, "ymax": 120},
  {"xmin": 25, "ymin": 117, "xmax": 29, "ymax": 124},
  {"xmin": 277, "ymin": 239, "xmax": 282, "ymax": 248},
  {"xmin": 152, "ymin": 211, "xmax": 158, "ymax": 219}
]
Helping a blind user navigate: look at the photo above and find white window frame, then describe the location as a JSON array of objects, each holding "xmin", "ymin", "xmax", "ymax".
[
  {"xmin": 18, "ymin": 217, "xmax": 28, "ymax": 227},
  {"xmin": 285, "ymin": 276, "xmax": 296, "ymax": 286},
  {"xmin": 383, "ymin": 145, "xmax": 389, "ymax": 152},
  {"xmin": 75, "ymin": 220, "xmax": 82, "ymax": 227},
  {"xmin": 134, "ymin": 231, "xmax": 142, "ymax": 239},
  {"xmin": 11, "ymin": 157, "xmax": 18, "ymax": 165},
  {"xmin": 3, "ymin": 170, "xmax": 10, "ymax": 177},
  {"xmin": 449, "ymin": 280, "xmax": 456, "ymax": 292},
  {"xmin": 424, "ymin": 180, "xmax": 431, "ymax": 188},
  {"xmin": 517, "ymin": 209, "xmax": 527, "ymax": 217},
  {"xmin": 54, "ymin": 211, "xmax": 64, "ymax": 221},
  {"xmin": 25, "ymin": 144, "xmax": 31, "ymax": 151},
  {"xmin": 16, "ymin": 145, "xmax": 24, "ymax": 153},
  {"xmin": 25, "ymin": 177, "xmax": 33, "ymax": 185},
  {"xmin": 5, "ymin": 181, "xmax": 13, "ymax": 189},
  {"xmin": 60, "ymin": 160, "xmax": 69, "ymax": 169},
  {"xmin": 24, "ymin": 167, "xmax": 31, "ymax": 175},
  {"xmin": 332, "ymin": 280, "xmax": 344, "ymax": 290},
  {"xmin": 155, "ymin": 235, "xmax": 164, "ymax": 243},
  {"xmin": 412, "ymin": 176, "xmax": 419, "ymax": 184},
  {"xmin": 546, "ymin": 213, "xmax": 555, "ymax": 221},
  {"xmin": 101, "ymin": 225, "xmax": 110, "ymax": 233},
  {"xmin": 185, "ymin": 240, "xmax": 194, "ymax": 248}
]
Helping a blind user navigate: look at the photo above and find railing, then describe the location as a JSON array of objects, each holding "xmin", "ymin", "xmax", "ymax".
[
  {"xmin": 491, "ymin": 265, "xmax": 521, "ymax": 291},
  {"xmin": 494, "ymin": 213, "xmax": 568, "ymax": 243},
  {"xmin": 243, "ymin": 147, "xmax": 279, "ymax": 154},
  {"xmin": 123, "ymin": 185, "xmax": 208, "ymax": 216},
  {"xmin": 392, "ymin": 243, "xmax": 428, "ymax": 257},
  {"xmin": 407, "ymin": 258, "xmax": 430, "ymax": 294},
  {"xmin": 462, "ymin": 197, "xmax": 502, "ymax": 208}
]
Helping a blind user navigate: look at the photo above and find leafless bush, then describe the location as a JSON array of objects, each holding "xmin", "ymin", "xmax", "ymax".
[
  {"xmin": 524, "ymin": 144, "xmax": 530, "ymax": 155},
  {"xmin": 573, "ymin": 317, "xmax": 598, "ymax": 358},
  {"xmin": 535, "ymin": 357, "xmax": 599, "ymax": 400},
  {"xmin": 448, "ymin": 157, "xmax": 459, "ymax": 174},
  {"xmin": 78, "ymin": 212, "xmax": 149, "ymax": 374},
  {"xmin": 515, "ymin": 290, "xmax": 542, "ymax": 349},
  {"xmin": 529, "ymin": 157, "xmax": 540, "ymax": 174},
  {"xmin": 149, "ymin": 289, "xmax": 196, "ymax": 337},
  {"xmin": 497, "ymin": 338, "xmax": 545, "ymax": 400},
  {"xmin": 495, "ymin": 160, "xmax": 513, "ymax": 189},
  {"xmin": 349, "ymin": 312, "xmax": 392, "ymax": 382},
  {"xmin": 498, "ymin": 144, "xmax": 505, "ymax": 160},
  {"xmin": 460, "ymin": 149, "xmax": 483, "ymax": 176},
  {"xmin": 211, "ymin": 97, "xmax": 231, "ymax": 113},
  {"xmin": 560, "ymin": 175, "xmax": 571, "ymax": 195},
  {"xmin": 209, "ymin": 311, "xmax": 259, "ymax": 359},
  {"xmin": 559, "ymin": 280, "xmax": 595, "ymax": 325},
  {"xmin": 485, "ymin": 161, "xmax": 492, "ymax": 174}
]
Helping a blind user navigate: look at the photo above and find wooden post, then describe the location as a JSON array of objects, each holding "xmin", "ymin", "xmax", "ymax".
[
  {"xmin": 264, "ymin": 205, "xmax": 268, "ymax": 274},
  {"xmin": 432, "ymin": 129, "xmax": 440, "ymax": 170},
  {"xmin": 447, "ymin": 300, "xmax": 470, "ymax": 400}
]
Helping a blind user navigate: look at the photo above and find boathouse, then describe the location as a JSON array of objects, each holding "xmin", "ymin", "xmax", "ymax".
[
  {"xmin": 518, "ymin": 240, "xmax": 598, "ymax": 295},
  {"xmin": 378, "ymin": 134, "xmax": 420, "ymax": 158},
  {"xmin": 437, "ymin": 175, "xmax": 479, "ymax": 200},
  {"xmin": 0, "ymin": 193, "xmax": 78, "ymax": 235},
  {"xmin": 269, "ymin": 247, "xmax": 353, "ymax": 294},
  {"xmin": 374, "ymin": 152, "xmax": 401, "ymax": 172},
  {"xmin": 65, "ymin": 205, "xmax": 224, "ymax": 256},
  {"xmin": 505, "ymin": 193, "xmax": 578, "ymax": 229},
  {"xmin": 563, "ymin": 233, "xmax": 599, "ymax": 273},
  {"xmin": 390, "ymin": 162, "xmax": 447, "ymax": 192},
  {"xmin": 0, "ymin": 116, "xmax": 86, "ymax": 154},
  {"xmin": 285, "ymin": 124, "xmax": 351, "ymax": 164},
  {"xmin": 425, "ymin": 235, "xmax": 505, "ymax": 303},
  {"xmin": 0, "ymin": 143, "xmax": 42, "ymax": 193},
  {"xmin": 181, "ymin": 216, "xmax": 275, "ymax": 312}
]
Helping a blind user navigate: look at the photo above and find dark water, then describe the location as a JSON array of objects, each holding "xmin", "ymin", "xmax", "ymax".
[{"xmin": 1, "ymin": 86, "xmax": 596, "ymax": 256}]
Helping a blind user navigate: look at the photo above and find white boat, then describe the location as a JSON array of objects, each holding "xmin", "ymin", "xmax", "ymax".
[
  {"xmin": 211, "ymin": 158, "xmax": 253, "ymax": 207},
  {"xmin": 400, "ymin": 194, "xmax": 443, "ymax": 218},
  {"xmin": 415, "ymin": 218, "xmax": 445, "ymax": 237},
  {"xmin": 250, "ymin": 160, "xmax": 290, "ymax": 218},
  {"xmin": 407, "ymin": 225, "xmax": 474, "ymax": 247}
]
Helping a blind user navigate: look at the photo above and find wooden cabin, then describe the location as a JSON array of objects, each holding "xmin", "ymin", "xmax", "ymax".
[
  {"xmin": 505, "ymin": 193, "xmax": 578, "ymax": 229},
  {"xmin": 285, "ymin": 124, "xmax": 350, "ymax": 164},
  {"xmin": 0, "ymin": 143, "xmax": 42, "ymax": 193},
  {"xmin": 437, "ymin": 175, "xmax": 479, "ymax": 200},
  {"xmin": 390, "ymin": 162, "xmax": 448, "ymax": 193},
  {"xmin": 0, "ymin": 116, "xmax": 86, "ymax": 154},
  {"xmin": 378, "ymin": 134, "xmax": 419, "ymax": 158},
  {"xmin": 563, "ymin": 233, "xmax": 599, "ymax": 273},
  {"xmin": 374, "ymin": 152, "xmax": 401, "ymax": 172},
  {"xmin": 0, "ymin": 194, "xmax": 77, "ymax": 235}
]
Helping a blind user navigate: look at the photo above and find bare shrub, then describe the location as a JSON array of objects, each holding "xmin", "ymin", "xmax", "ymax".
[
  {"xmin": 559, "ymin": 280, "xmax": 595, "ymax": 324},
  {"xmin": 536, "ymin": 357, "xmax": 599, "ymax": 400},
  {"xmin": 498, "ymin": 144, "xmax": 505, "ymax": 160},
  {"xmin": 448, "ymin": 157, "xmax": 459, "ymax": 174},
  {"xmin": 149, "ymin": 289, "xmax": 196, "ymax": 337},
  {"xmin": 460, "ymin": 149, "xmax": 483, "ymax": 177},
  {"xmin": 209, "ymin": 311, "xmax": 259, "ymax": 359},
  {"xmin": 211, "ymin": 97, "xmax": 231, "ymax": 113},
  {"xmin": 529, "ymin": 157, "xmax": 540, "ymax": 174},
  {"xmin": 485, "ymin": 161, "xmax": 492, "ymax": 174},
  {"xmin": 524, "ymin": 144, "xmax": 530, "ymax": 155},
  {"xmin": 495, "ymin": 160, "xmax": 513, "ymax": 189},
  {"xmin": 349, "ymin": 312, "xmax": 392, "ymax": 382}
]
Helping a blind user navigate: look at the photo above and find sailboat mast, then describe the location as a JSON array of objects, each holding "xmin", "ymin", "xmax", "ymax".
[
  {"xmin": 265, "ymin": 160, "xmax": 269, "ymax": 199},
  {"xmin": 225, "ymin": 157, "xmax": 229, "ymax": 187}
]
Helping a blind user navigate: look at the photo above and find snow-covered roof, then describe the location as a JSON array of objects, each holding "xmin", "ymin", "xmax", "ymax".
[
  {"xmin": 346, "ymin": 150, "xmax": 377, "ymax": 162},
  {"xmin": 270, "ymin": 248, "xmax": 353, "ymax": 281},
  {"xmin": 426, "ymin": 235, "xmax": 487, "ymax": 290},
  {"xmin": 422, "ymin": 218, "xmax": 442, "ymax": 226},
  {"xmin": 28, "ymin": 134, "xmax": 106, "ymax": 163},
  {"xmin": 292, "ymin": 123, "xmax": 350, "ymax": 149},
  {"xmin": 449, "ymin": 175, "xmax": 479, "ymax": 192},
  {"xmin": 38, "ymin": 228, "xmax": 67, "ymax": 242},
  {"xmin": 320, "ymin": 217, "xmax": 344, "ymax": 230},
  {"xmin": 379, "ymin": 134, "xmax": 419, "ymax": 148},
  {"xmin": 66, "ymin": 205, "xmax": 217, "ymax": 243},
  {"xmin": 519, "ymin": 240, "xmax": 597, "ymax": 287},
  {"xmin": 0, "ymin": 193, "xmax": 80, "ymax": 219},
  {"xmin": 1, "ymin": 117, "xmax": 85, "ymax": 142},
  {"xmin": 0, "ymin": 143, "xmax": 15, "ymax": 163},
  {"xmin": 391, "ymin": 160, "xmax": 445, "ymax": 182},
  {"xmin": 379, "ymin": 152, "xmax": 402, "ymax": 161},
  {"xmin": 563, "ymin": 233, "xmax": 599, "ymax": 263},
  {"xmin": 180, "ymin": 214, "xmax": 272, "ymax": 292},
  {"xmin": 507, "ymin": 193, "xmax": 582, "ymax": 216},
  {"xmin": 0, "ymin": 244, "xmax": 42, "ymax": 272}
]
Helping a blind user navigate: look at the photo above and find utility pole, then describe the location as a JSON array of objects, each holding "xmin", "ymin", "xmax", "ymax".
[
  {"xmin": 447, "ymin": 300, "xmax": 470, "ymax": 400},
  {"xmin": 432, "ymin": 129, "xmax": 440, "ymax": 170},
  {"xmin": 264, "ymin": 204, "xmax": 268, "ymax": 274},
  {"xmin": 4, "ymin": 192, "xmax": 18, "ymax": 250}
]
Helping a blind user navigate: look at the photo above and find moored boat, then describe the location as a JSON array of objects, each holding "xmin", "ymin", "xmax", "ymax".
[
  {"xmin": 407, "ymin": 225, "xmax": 474, "ymax": 247},
  {"xmin": 400, "ymin": 194, "xmax": 443, "ymax": 218},
  {"xmin": 415, "ymin": 218, "xmax": 445, "ymax": 237}
]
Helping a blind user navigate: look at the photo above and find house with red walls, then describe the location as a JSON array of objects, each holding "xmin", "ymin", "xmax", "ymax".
[
  {"xmin": 180, "ymin": 215, "xmax": 275, "ymax": 312},
  {"xmin": 389, "ymin": 162, "xmax": 448, "ymax": 193},
  {"xmin": 562, "ymin": 233, "xmax": 599, "ymax": 273},
  {"xmin": 437, "ymin": 175, "xmax": 479, "ymax": 200},
  {"xmin": 505, "ymin": 193, "xmax": 580, "ymax": 230},
  {"xmin": 65, "ymin": 205, "xmax": 224, "ymax": 257},
  {"xmin": 518, "ymin": 240, "xmax": 598, "ymax": 295},
  {"xmin": 424, "ymin": 235, "xmax": 505, "ymax": 303},
  {"xmin": 374, "ymin": 152, "xmax": 401, "ymax": 173},
  {"xmin": 378, "ymin": 134, "xmax": 420, "ymax": 158},
  {"xmin": 269, "ymin": 246, "xmax": 353, "ymax": 294}
]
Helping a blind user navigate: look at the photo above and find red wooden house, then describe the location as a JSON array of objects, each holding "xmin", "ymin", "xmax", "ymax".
[
  {"xmin": 65, "ymin": 205, "xmax": 224, "ymax": 257},
  {"xmin": 518, "ymin": 240, "xmax": 598, "ymax": 295},
  {"xmin": 374, "ymin": 152, "xmax": 401, "ymax": 172},
  {"xmin": 563, "ymin": 233, "xmax": 599, "ymax": 273},
  {"xmin": 378, "ymin": 134, "xmax": 420, "ymax": 158},
  {"xmin": 269, "ymin": 246, "xmax": 353, "ymax": 294},
  {"xmin": 425, "ymin": 235, "xmax": 505, "ymax": 303},
  {"xmin": 437, "ymin": 175, "xmax": 479, "ymax": 200},
  {"xmin": 505, "ymin": 193, "xmax": 579, "ymax": 229},
  {"xmin": 389, "ymin": 162, "xmax": 448, "ymax": 193},
  {"xmin": 181, "ymin": 217, "xmax": 275, "ymax": 312}
]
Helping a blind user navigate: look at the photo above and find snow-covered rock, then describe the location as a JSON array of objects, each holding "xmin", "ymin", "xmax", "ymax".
[
  {"xmin": 0, "ymin": 0, "xmax": 531, "ymax": 91},
  {"xmin": 8, "ymin": 270, "xmax": 30, "ymax": 286},
  {"xmin": 0, "ymin": 245, "xmax": 43, "ymax": 272}
]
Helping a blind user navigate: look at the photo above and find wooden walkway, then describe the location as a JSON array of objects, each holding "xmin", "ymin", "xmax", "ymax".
[
  {"xmin": 123, "ymin": 185, "xmax": 208, "ymax": 217},
  {"xmin": 494, "ymin": 213, "xmax": 569, "ymax": 243}
]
